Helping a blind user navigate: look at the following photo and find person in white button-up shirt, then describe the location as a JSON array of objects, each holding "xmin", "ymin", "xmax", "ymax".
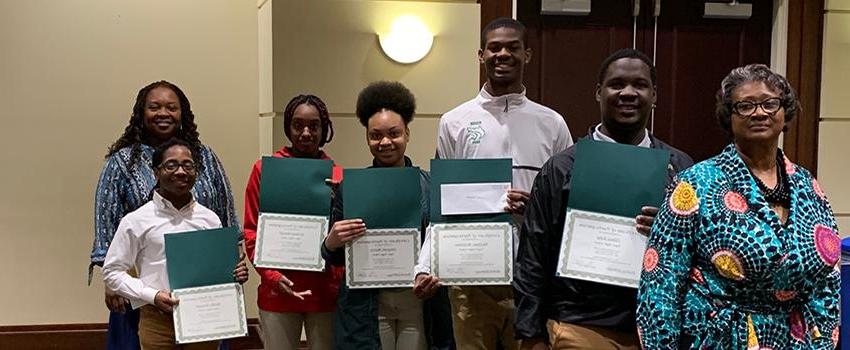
[{"xmin": 103, "ymin": 138, "xmax": 247, "ymax": 350}]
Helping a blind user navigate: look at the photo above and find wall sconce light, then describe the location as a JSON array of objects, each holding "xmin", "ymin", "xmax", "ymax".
[{"xmin": 378, "ymin": 15, "xmax": 433, "ymax": 64}]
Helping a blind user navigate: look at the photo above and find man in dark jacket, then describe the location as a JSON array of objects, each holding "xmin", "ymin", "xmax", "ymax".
[{"xmin": 513, "ymin": 49, "xmax": 694, "ymax": 349}]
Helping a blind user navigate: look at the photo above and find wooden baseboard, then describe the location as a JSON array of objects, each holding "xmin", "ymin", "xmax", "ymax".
[{"xmin": 0, "ymin": 319, "xmax": 264, "ymax": 350}]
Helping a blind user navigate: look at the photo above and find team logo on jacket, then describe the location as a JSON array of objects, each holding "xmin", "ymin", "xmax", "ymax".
[{"xmin": 465, "ymin": 121, "xmax": 485, "ymax": 144}]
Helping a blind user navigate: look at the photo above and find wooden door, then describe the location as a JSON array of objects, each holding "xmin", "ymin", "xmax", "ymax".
[
  {"xmin": 518, "ymin": 0, "xmax": 774, "ymax": 162},
  {"xmin": 651, "ymin": 0, "xmax": 774, "ymax": 161},
  {"xmin": 518, "ymin": 0, "xmax": 637, "ymax": 140}
]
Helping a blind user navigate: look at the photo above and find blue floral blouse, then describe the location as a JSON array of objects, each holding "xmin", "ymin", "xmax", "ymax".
[{"xmin": 636, "ymin": 144, "xmax": 840, "ymax": 349}]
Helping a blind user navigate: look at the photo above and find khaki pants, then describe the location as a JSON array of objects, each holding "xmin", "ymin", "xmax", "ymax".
[
  {"xmin": 449, "ymin": 286, "xmax": 517, "ymax": 350},
  {"xmin": 378, "ymin": 288, "xmax": 426, "ymax": 350},
  {"xmin": 138, "ymin": 305, "xmax": 217, "ymax": 350},
  {"xmin": 531, "ymin": 320, "xmax": 639, "ymax": 350},
  {"xmin": 258, "ymin": 310, "xmax": 333, "ymax": 350}
]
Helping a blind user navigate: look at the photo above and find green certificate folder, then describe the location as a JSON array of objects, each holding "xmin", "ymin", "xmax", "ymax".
[
  {"xmin": 568, "ymin": 139, "xmax": 670, "ymax": 217},
  {"xmin": 342, "ymin": 167, "xmax": 421, "ymax": 229},
  {"xmin": 556, "ymin": 139, "xmax": 670, "ymax": 288},
  {"xmin": 259, "ymin": 157, "xmax": 333, "ymax": 216},
  {"xmin": 165, "ymin": 227, "xmax": 240, "ymax": 290},
  {"xmin": 429, "ymin": 159, "xmax": 512, "ymax": 224}
]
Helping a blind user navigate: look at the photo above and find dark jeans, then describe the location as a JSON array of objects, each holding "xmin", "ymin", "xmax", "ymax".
[
  {"xmin": 107, "ymin": 307, "xmax": 140, "ymax": 350},
  {"xmin": 424, "ymin": 286, "xmax": 456, "ymax": 350}
]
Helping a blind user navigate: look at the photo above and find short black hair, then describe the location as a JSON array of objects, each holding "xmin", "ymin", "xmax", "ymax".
[
  {"xmin": 715, "ymin": 63, "xmax": 798, "ymax": 134},
  {"xmin": 282, "ymin": 94, "xmax": 334, "ymax": 146},
  {"xmin": 355, "ymin": 81, "xmax": 416, "ymax": 127},
  {"xmin": 151, "ymin": 138, "xmax": 201, "ymax": 171},
  {"xmin": 597, "ymin": 49, "xmax": 656, "ymax": 86},
  {"xmin": 481, "ymin": 17, "xmax": 527, "ymax": 49}
]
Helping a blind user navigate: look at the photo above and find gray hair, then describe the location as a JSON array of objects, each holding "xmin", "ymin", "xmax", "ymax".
[{"xmin": 715, "ymin": 63, "xmax": 799, "ymax": 134}]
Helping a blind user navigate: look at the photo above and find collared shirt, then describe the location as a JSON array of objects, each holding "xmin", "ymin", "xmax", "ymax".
[
  {"xmin": 591, "ymin": 123, "xmax": 652, "ymax": 148},
  {"xmin": 102, "ymin": 191, "xmax": 221, "ymax": 308},
  {"xmin": 90, "ymin": 144, "xmax": 238, "ymax": 283}
]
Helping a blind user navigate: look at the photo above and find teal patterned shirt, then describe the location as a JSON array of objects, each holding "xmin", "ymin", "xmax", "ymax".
[{"xmin": 637, "ymin": 144, "xmax": 840, "ymax": 349}]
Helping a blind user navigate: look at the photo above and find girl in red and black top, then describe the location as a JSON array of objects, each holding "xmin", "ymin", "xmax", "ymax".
[{"xmin": 243, "ymin": 95, "xmax": 343, "ymax": 350}]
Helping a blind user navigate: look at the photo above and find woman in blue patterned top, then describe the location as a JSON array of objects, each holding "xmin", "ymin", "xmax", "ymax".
[
  {"xmin": 636, "ymin": 64, "xmax": 840, "ymax": 349},
  {"xmin": 91, "ymin": 80, "xmax": 239, "ymax": 350}
]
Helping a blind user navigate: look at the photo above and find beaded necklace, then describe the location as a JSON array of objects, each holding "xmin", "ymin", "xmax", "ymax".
[{"xmin": 751, "ymin": 154, "xmax": 790, "ymax": 208}]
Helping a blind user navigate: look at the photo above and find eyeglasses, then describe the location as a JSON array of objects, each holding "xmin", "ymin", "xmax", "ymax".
[
  {"xmin": 732, "ymin": 97, "xmax": 782, "ymax": 117},
  {"xmin": 159, "ymin": 161, "xmax": 198, "ymax": 173}
]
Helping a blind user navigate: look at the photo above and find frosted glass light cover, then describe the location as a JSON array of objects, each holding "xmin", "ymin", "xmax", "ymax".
[{"xmin": 378, "ymin": 15, "xmax": 433, "ymax": 64}]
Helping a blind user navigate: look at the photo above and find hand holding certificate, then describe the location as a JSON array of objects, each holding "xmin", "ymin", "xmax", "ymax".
[
  {"xmin": 556, "ymin": 139, "xmax": 669, "ymax": 288},
  {"xmin": 428, "ymin": 159, "xmax": 514, "ymax": 285},
  {"xmin": 172, "ymin": 283, "xmax": 248, "ymax": 344},
  {"xmin": 165, "ymin": 227, "xmax": 248, "ymax": 344},
  {"xmin": 255, "ymin": 157, "xmax": 333, "ymax": 271},
  {"xmin": 342, "ymin": 167, "xmax": 422, "ymax": 289},
  {"xmin": 430, "ymin": 222, "xmax": 512, "ymax": 285}
]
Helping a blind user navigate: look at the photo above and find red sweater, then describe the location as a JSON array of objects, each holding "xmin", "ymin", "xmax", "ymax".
[{"xmin": 243, "ymin": 147, "xmax": 344, "ymax": 313}]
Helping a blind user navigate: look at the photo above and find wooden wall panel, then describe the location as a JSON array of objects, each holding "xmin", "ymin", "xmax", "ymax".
[
  {"xmin": 0, "ymin": 320, "xmax": 264, "ymax": 350},
  {"xmin": 479, "ymin": 0, "xmax": 513, "ymax": 85},
  {"xmin": 784, "ymin": 0, "xmax": 825, "ymax": 175},
  {"xmin": 653, "ymin": 0, "xmax": 774, "ymax": 162}
]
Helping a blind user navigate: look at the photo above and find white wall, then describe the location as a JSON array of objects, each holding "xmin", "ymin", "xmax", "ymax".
[
  {"xmin": 260, "ymin": 0, "xmax": 481, "ymax": 169},
  {"xmin": 0, "ymin": 0, "xmax": 259, "ymax": 325},
  {"xmin": 0, "ymin": 0, "xmax": 479, "ymax": 326},
  {"xmin": 818, "ymin": 0, "xmax": 850, "ymax": 235}
]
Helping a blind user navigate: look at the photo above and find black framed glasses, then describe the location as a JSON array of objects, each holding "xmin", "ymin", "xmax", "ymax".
[
  {"xmin": 732, "ymin": 97, "xmax": 782, "ymax": 117},
  {"xmin": 159, "ymin": 161, "xmax": 198, "ymax": 173}
]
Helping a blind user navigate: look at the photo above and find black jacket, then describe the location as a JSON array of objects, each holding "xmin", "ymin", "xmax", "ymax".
[{"xmin": 513, "ymin": 132, "xmax": 694, "ymax": 340}]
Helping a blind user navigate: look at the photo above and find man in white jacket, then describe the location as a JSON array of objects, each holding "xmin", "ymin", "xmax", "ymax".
[{"xmin": 413, "ymin": 17, "xmax": 573, "ymax": 350}]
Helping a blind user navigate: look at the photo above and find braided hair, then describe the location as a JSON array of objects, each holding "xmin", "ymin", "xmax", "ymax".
[
  {"xmin": 283, "ymin": 94, "xmax": 334, "ymax": 147},
  {"xmin": 105, "ymin": 81, "xmax": 202, "ymax": 169}
]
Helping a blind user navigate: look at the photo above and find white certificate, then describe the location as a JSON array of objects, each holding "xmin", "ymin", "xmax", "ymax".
[
  {"xmin": 556, "ymin": 209, "xmax": 648, "ymax": 288},
  {"xmin": 345, "ymin": 228, "xmax": 419, "ymax": 289},
  {"xmin": 172, "ymin": 283, "xmax": 248, "ymax": 344},
  {"xmin": 431, "ymin": 222, "xmax": 513, "ymax": 285},
  {"xmin": 440, "ymin": 182, "xmax": 510, "ymax": 215},
  {"xmin": 254, "ymin": 213, "xmax": 328, "ymax": 271}
]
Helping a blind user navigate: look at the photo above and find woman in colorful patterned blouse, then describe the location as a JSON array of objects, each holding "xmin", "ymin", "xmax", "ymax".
[
  {"xmin": 91, "ymin": 81, "xmax": 239, "ymax": 350},
  {"xmin": 636, "ymin": 64, "xmax": 840, "ymax": 349}
]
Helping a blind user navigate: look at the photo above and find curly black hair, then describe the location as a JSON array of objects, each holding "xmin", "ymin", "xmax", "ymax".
[
  {"xmin": 283, "ymin": 94, "xmax": 334, "ymax": 146},
  {"xmin": 105, "ymin": 80, "xmax": 202, "ymax": 169},
  {"xmin": 355, "ymin": 81, "xmax": 416, "ymax": 127},
  {"xmin": 715, "ymin": 64, "xmax": 799, "ymax": 135}
]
